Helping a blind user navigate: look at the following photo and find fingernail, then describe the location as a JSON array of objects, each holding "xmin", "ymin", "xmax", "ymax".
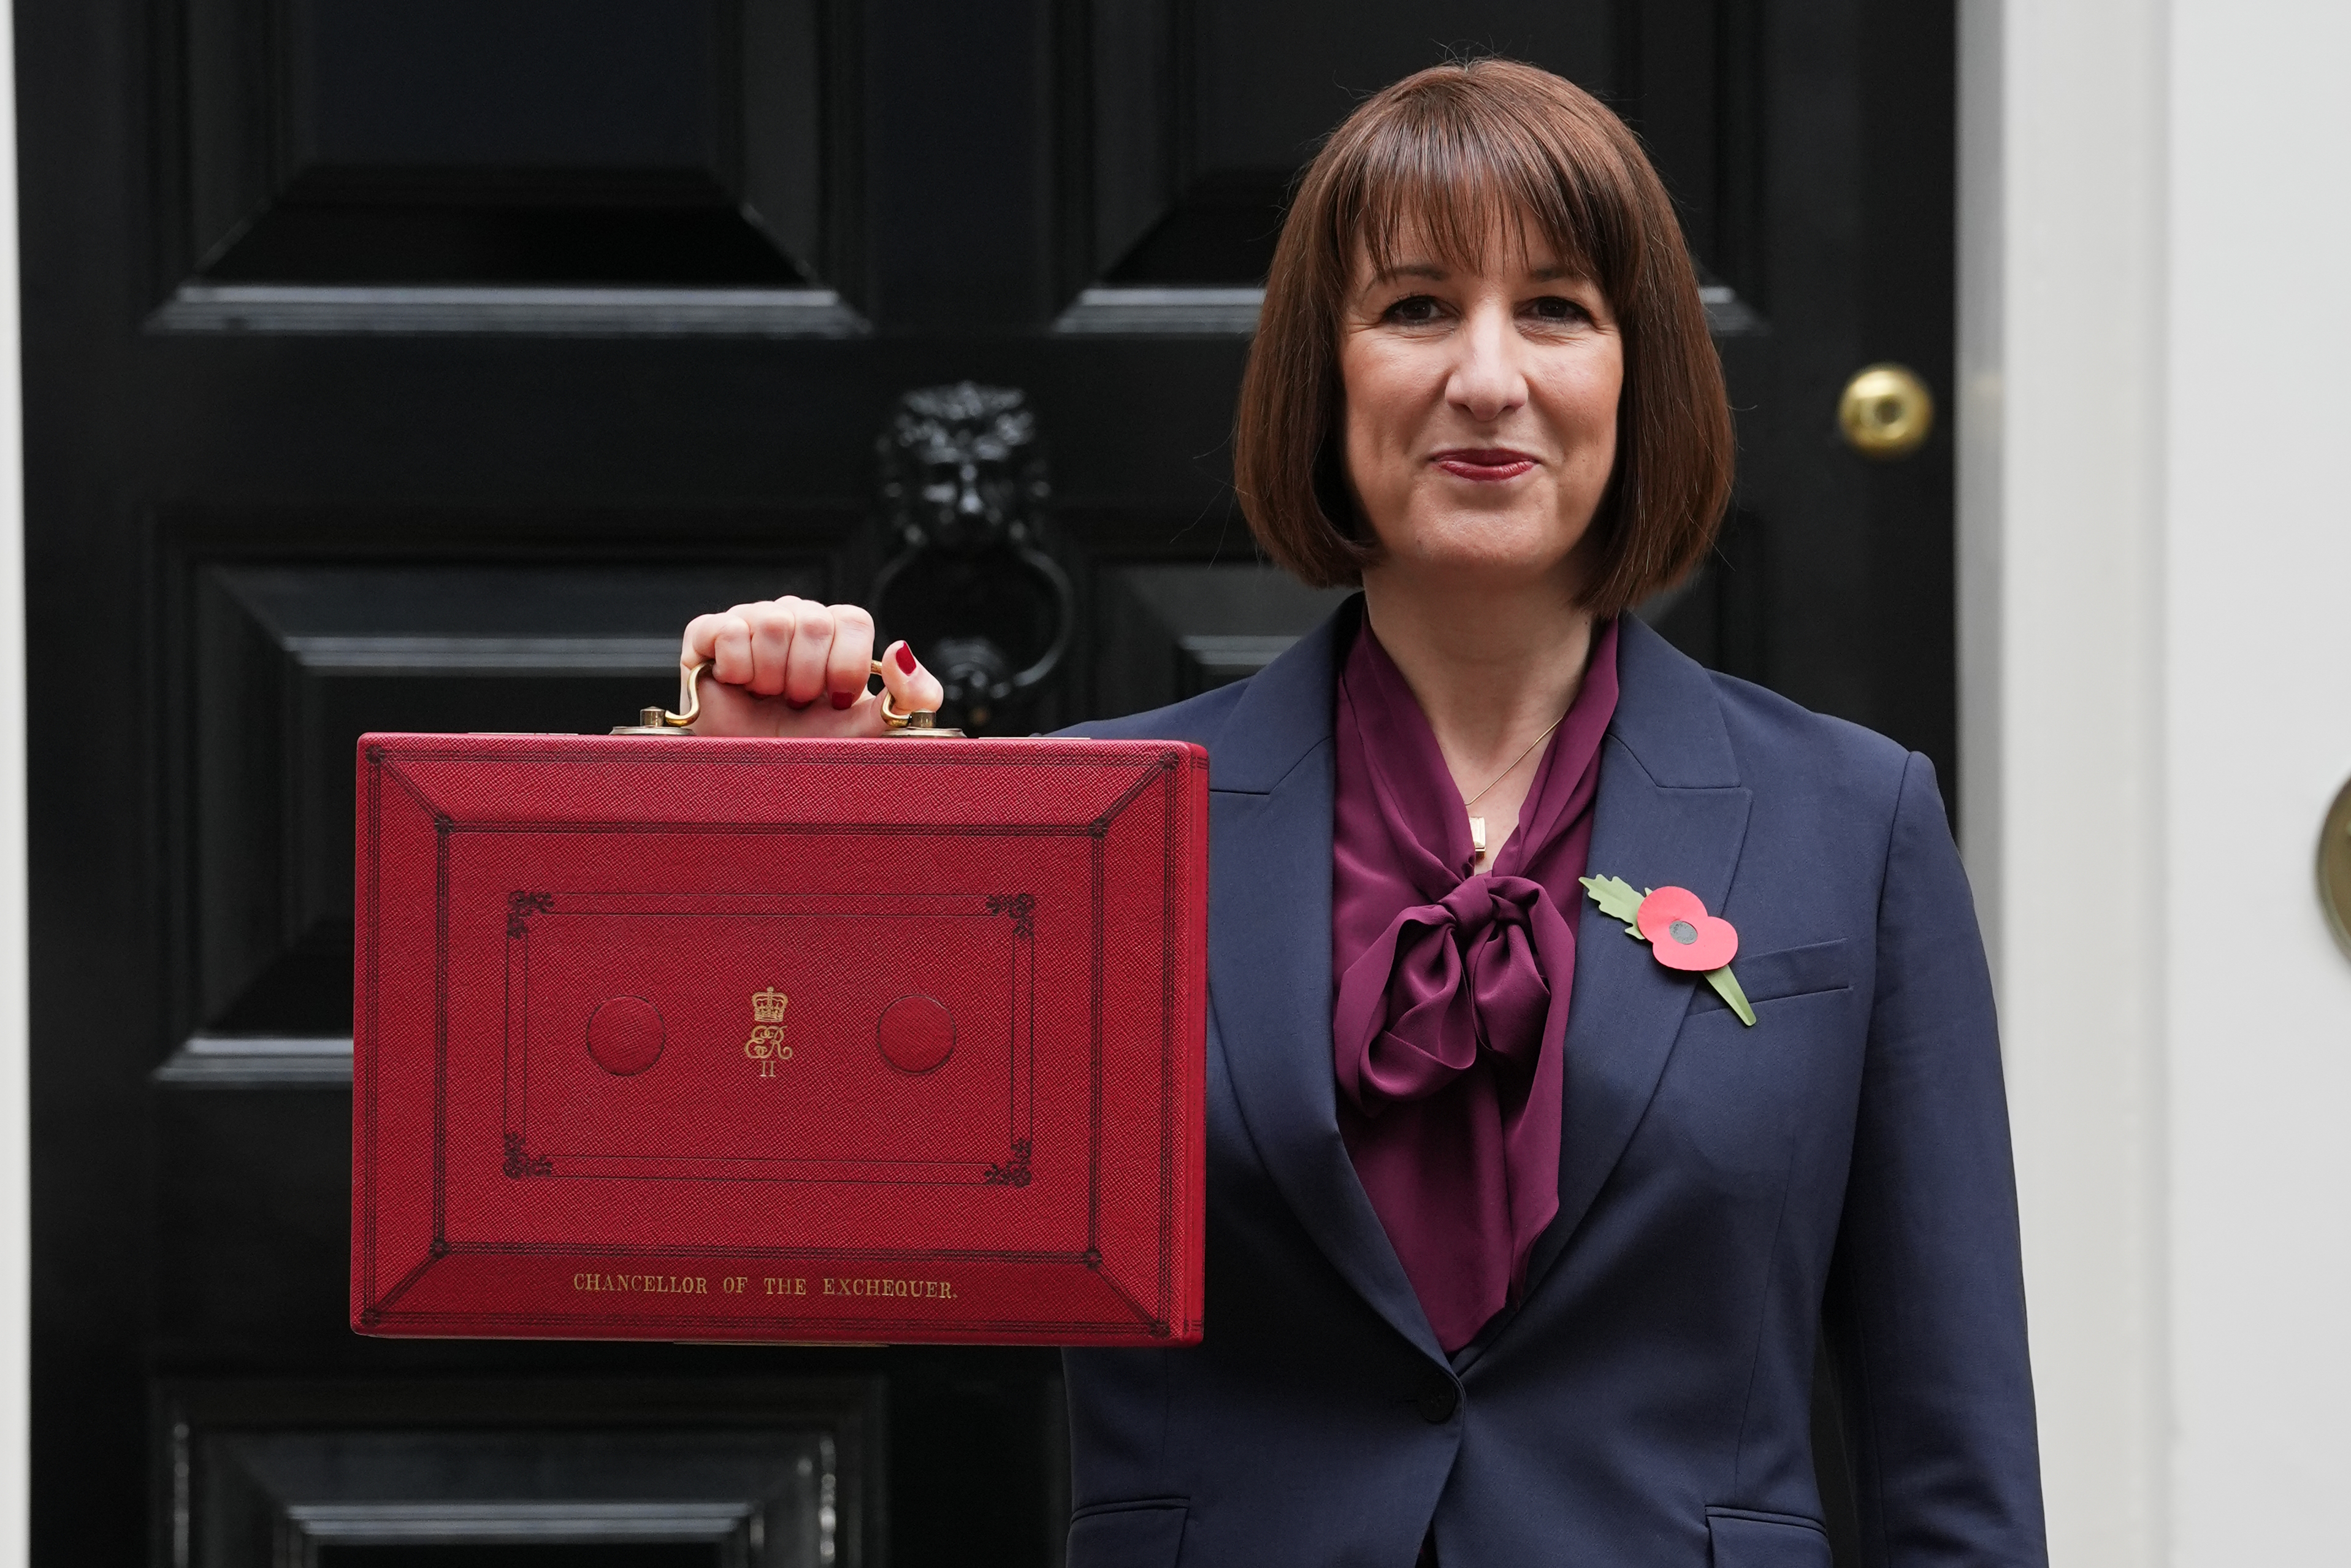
[
  {"xmin": 786, "ymin": 697, "xmax": 814, "ymax": 711},
  {"xmin": 830, "ymin": 690, "xmax": 856, "ymax": 710},
  {"xmin": 894, "ymin": 643, "xmax": 918, "ymax": 675}
]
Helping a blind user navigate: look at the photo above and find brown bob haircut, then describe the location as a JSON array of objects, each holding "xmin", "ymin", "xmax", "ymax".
[{"xmin": 1234, "ymin": 58, "xmax": 1733, "ymax": 617}]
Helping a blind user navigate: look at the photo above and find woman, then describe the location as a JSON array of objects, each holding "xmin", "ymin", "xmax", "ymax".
[{"xmin": 682, "ymin": 59, "xmax": 2045, "ymax": 1568}]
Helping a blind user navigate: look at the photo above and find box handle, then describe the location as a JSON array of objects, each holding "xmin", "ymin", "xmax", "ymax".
[{"xmin": 612, "ymin": 659, "xmax": 962, "ymax": 737}]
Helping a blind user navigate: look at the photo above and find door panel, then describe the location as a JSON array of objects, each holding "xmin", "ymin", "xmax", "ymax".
[
  {"xmin": 21, "ymin": 0, "xmax": 1948, "ymax": 1560},
  {"xmin": 162, "ymin": 1380, "xmax": 879, "ymax": 1568},
  {"xmin": 179, "ymin": 548, "xmax": 830, "ymax": 1044},
  {"xmin": 1092, "ymin": 565, "xmax": 1350, "ymax": 718},
  {"xmin": 166, "ymin": 0, "xmax": 857, "ymax": 301},
  {"xmin": 1074, "ymin": 1, "xmax": 1619, "ymax": 291}
]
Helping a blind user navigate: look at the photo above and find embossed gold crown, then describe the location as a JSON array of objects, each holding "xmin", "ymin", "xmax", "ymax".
[{"xmin": 751, "ymin": 987, "xmax": 790, "ymax": 1022}]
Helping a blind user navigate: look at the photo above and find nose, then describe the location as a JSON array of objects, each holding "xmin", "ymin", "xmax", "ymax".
[{"xmin": 1446, "ymin": 300, "xmax": 1527, "ymax": 424}]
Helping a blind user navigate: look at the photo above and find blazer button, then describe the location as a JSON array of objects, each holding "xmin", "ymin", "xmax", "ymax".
[{"xmin": 1415, "ymin": 1379, "xmax": 1459, "ymax": 1423}]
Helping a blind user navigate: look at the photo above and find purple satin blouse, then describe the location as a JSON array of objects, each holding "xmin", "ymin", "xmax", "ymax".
[{"xmin": 1331, "ymin": 616, "xmax": 1621, "ymax": 1352}]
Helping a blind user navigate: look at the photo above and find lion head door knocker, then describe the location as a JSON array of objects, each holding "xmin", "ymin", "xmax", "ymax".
[{"xmin": 870, "ymin": 383, "xmax": 1076, "ymax": 734}]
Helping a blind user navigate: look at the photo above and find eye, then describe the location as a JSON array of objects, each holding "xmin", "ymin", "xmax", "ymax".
[
  {"xmin": 1524, "ymin": 294, "xmax": 1592, "ymax": 324},
  {"xmin": 1380, "ymin": 294, "xmax": 1447, "ymax": 326}
]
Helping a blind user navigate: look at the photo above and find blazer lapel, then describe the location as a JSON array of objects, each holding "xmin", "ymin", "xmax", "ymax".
[
  {"xmin": 1207, "ymin": 603, "xmax": 1442, "ymax": 1360},
  {"xmin": 1524, "ymin": 617, "xmax": 1753, "ymax": 1293}
]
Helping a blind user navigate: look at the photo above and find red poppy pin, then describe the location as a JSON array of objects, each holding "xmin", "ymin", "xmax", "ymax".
[{"xmin": 1579, "ymin": 874, "xmax": 1756, "ymax": 1026}]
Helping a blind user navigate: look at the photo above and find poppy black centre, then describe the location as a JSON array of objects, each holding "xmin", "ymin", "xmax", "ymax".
[{"xmin": 1669, "ymin": 920, "xmax": 1699, "ymax": 944}]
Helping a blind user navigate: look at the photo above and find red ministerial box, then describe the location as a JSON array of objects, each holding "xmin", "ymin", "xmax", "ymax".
[{"xmin": 351, "ymin": 733, "xmax": 1208, "ymax": 1346}]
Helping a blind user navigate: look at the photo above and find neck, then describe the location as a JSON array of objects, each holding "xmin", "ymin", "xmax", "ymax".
[{"xmin": 1358, "ymin": 566, "xmax": 1597, "ymax": 794}]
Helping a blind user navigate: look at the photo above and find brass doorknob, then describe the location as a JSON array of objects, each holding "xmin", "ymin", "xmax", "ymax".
[{"xmin": 1837, "ymin": 364, "xmax": 1935, "ymax": 458}]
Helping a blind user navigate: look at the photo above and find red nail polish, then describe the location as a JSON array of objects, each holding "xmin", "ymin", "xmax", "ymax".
[
  {"xmin": 830, "ymin": 690, "xmax": 856, "ymax": 709},
  {"xmin": 786, "ymin": 697, "xmax": 814, "ymax": 711},
  {"xmin": 894, "ymin": 643, "xmax": 918, "ymax": 675}
]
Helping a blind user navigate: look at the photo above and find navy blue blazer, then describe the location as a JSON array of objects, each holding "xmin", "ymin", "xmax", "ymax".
[{"xmin": 1061, "ymin": 605, "xmax": 2046, "ymax": 1568}]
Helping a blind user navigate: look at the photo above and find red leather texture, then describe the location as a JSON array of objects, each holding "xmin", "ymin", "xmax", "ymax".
[{"xmin": 351, "ymin": 733, "xmax": 1209, "ymax": 1346}]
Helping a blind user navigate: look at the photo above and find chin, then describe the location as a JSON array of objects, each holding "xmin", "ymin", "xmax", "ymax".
[{"xmin": 1386, "ymin": 512, "xmax": 1585, "ymax": 583}]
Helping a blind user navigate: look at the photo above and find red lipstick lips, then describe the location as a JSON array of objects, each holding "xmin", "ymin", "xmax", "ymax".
[{"xmin": 1432, "ymin": 448, "xmax": 1537, "ymax": 481}]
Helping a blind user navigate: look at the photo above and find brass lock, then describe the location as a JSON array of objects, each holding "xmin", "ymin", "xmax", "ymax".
[
  {"xmin": 612, "ymin": 660, "xmax": 962, "ymax": 736},
  {"xmin": 1837, "ymin": 364, "xmax": 1935, "ymax": 459}
]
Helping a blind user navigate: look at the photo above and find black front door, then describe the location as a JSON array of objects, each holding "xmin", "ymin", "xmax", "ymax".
[{"xmin": 21, "ymin": 2, "xmax": 1949, "ymax": 1561}]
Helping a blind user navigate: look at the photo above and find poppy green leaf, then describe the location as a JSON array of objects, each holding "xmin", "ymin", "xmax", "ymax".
[
  {"xmin": 1580, "ymin": 873, "xmax": 1646, "ymax": 927},
  {"xmin": 1705, "ymin": 965, "xmax": 1757, "ymax": 1027}
]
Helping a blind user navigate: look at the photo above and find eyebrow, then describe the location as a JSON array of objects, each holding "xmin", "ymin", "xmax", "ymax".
[
  {"xmin": 1367, "ymin": 262, "xmax": 1448, "ymax": 285},
  {"xmin": 1365, "ymin": 260, "xmax": 1584, "ymax": 286}
]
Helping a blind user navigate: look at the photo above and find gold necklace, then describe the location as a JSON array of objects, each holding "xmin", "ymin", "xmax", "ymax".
[{"xmin": 1461, "ymin": 711, "xmax": 1567, "ymax": 860}]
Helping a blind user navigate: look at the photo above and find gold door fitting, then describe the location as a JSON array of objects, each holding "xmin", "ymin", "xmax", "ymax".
[
  {"xmin": 2320, "ymin": 776, "xmax": 2351, "ymax": 958},
  {"xmin": 1837, "ymin": 364, "xmax": 1935, "ymax": 459}
]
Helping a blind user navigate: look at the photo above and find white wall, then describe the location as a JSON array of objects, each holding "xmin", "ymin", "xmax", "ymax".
[
  {"xmin": 1959, "ymin": 3, "xmax": 2168, "ymax": 1560},
  {"xmin": 2162, "ymin": 3, "xmax": 2351, "ymax": 1560},
  {"xmin": 1963, "ymin": 2, "xmax": 2351, "ymax": 1564}
]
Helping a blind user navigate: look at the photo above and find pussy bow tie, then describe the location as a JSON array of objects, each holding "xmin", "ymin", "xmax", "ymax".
[{"xmin": 1338, "ymin": 873, "xmax": 1575, "ymax": 1107}]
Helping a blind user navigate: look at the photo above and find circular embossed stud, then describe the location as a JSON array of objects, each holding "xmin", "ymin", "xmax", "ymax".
[
  {"xmin": 586, "ymin": 995, "xmax": 667, "ymax": 1076},
  {"xmin": 876, "ymin": 994, "xmax": 955, "ymax": 1074}
]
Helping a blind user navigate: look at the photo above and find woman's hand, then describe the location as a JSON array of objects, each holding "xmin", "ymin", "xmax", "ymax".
[{"xmin": 681, "ymin": 599, "xmax": 946, "ymax": 738}]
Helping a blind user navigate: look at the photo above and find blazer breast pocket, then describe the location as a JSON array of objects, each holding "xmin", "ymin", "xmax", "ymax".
[
  {"xmin": 1689, "ymin": 938, "xmax": 1851, "ymax": 1014},
  {"xmin": 1707, "ymin": 1507, "xmax": 1832, "ymax": 1568},
  {"xmin": 1067, "ymin": 1499, "xmax": 1188, "ymax": 1568}
]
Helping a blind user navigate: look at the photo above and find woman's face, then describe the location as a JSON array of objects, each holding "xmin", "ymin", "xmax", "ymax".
[{"xmin": 1339, "ymin": 226, "xmax": 1623, "ymax": 594}]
